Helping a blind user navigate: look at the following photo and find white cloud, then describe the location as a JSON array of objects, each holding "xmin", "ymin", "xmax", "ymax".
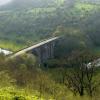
[{"xmin": 0, "ymin": 0, "xmax": 12, "ymax": 5}]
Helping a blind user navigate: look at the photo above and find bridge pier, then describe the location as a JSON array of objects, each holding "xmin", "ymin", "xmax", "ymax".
[{"xmin": 31, "ymin": 42, "xmax": 55, "ymax": 63}]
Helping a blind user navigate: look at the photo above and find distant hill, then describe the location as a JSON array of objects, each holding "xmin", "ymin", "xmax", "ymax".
[
  {"xmin": 79, "ymin": 0, "xmax": 100, "ymax": 4},
  {"xmin": 0, "ymin": 0, "xmax": 65, "ymax": 10}
]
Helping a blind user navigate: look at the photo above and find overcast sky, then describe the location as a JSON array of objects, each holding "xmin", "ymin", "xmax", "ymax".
[{"xmin": 0, "ymin": 0, "xmax": 12, "ymax": 5}]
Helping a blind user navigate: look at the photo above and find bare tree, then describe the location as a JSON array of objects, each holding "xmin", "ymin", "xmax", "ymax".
[
  {"xmin": 65, "ymin": 64, "xmax": 85, "ymax": 96},
  {"xmin": 64, "ymin": 51, "xmax": 99, "ymax": 96},
  {"xmin": 85, "ymin": 62, "xmax": 100, "ymax": 96}
]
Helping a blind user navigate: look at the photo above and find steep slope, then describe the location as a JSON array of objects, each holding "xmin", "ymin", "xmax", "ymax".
[
  {"xmin": 0, "ymin": 0, "xmax": 65, "ymax": 51},
  {"xmin": 0, "ymin": 0, "xmax": 100, "ymax": 54}
]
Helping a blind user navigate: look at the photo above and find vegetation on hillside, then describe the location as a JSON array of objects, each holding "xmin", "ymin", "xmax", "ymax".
[
  {"xmin": 0, "ymin": 50, "xmax": 100, "ymax": 99},
  {"xmin": 0, "ymin": 0, "xmax": 100, "ymax": 99},
  {"xmin": 0, "ymin": 0, "xmax": 100, "ymax": 54}
]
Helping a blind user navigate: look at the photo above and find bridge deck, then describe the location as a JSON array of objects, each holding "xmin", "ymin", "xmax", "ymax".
[{"xmin": 11, "ymin": 37, "xmax": 59, "ymax": 58}]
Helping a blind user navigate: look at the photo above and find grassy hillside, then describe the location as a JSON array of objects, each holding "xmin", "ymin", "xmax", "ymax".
[
  {"xmin": 0, "ymin": 1, "xmax": 100, "ymax": 99},
  {"xmin": 0, "ymin": 52, "xmax": 100, "ymax": 100},
  {"xmin": 0, "ymin": 87, "xmax": 44, "ymax": 100}
]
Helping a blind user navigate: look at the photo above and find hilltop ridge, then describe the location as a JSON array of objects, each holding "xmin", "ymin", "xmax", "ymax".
[{"xmin": 0, "ymin": 0, "xmax": 65, "ymax": 10}]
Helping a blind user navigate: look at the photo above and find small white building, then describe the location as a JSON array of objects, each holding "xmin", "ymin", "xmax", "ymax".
[{"xmin": 0, "ymin": 48, "xmax": 13, "ymax": 55}]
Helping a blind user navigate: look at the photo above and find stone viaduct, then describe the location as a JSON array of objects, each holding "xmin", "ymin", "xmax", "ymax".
[{"xmin": 11, "ymin": 37, "xmax": 60, "ymax": 63}]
